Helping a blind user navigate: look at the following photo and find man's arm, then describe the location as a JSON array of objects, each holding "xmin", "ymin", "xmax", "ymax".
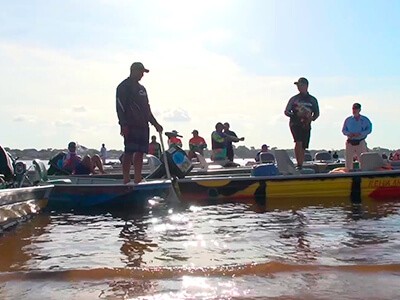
[
  {"xmin": 284, "ymin": 97, "xmax": 295, "ymax": 117},
  {"xmin": 116, "ymin": 86, "xmax": 128, "ymax": 126},
  {"xmin": 361, "ymin": 116, "xmax": 372, "ymax": 137},
  {"xmin": 147, "ymin": 103, "xmax": 163, "ymax": 132},
  {"xmin": 342, "ymin": 117, "xmax": 351, "ymax": 137},
  {"xmin": 312, "ymin": 97, "xmax": 320, "ymax": 121}
]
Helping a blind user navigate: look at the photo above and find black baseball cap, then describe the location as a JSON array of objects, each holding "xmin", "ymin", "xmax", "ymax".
[
  {"xmin": 352, "ymin": 103, "xmax": 361, "ymax": 109},
  {"xmin": 294, "ymin": 77, "xmax": 309, "ymax": 85},
  {"xmin": 130, "ymin": 62, "xmax": 149, "ymax": 73}
]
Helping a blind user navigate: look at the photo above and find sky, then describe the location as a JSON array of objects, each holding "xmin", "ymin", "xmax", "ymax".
[{"xmin": 1, "ymin": 0, "xmax": 400, "ymax": 151}]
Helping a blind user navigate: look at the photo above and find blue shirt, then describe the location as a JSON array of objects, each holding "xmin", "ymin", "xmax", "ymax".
[{"xmin": 342, "ymin": 115, "xmax": 372, "ymax": 140}]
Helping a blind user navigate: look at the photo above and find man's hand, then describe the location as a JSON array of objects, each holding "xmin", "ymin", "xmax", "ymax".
[
  {"xmin": 120, "ymin": 125, "xmax": 129, "ymax": 137},
  {"xmin": 154, "ymin": 123, "xmax": 163, "ymax": 133}
]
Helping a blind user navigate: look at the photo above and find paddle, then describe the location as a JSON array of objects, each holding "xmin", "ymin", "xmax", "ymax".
[
  {"xmin": 158, "ymin": 131, "xmax": 172, "ymax": 179},
  {"xmin": 158, "ymin": 131, "xmax": 181, "ymax": 205}
]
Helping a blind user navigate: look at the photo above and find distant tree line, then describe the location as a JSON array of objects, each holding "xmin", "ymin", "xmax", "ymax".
[{"xmin": 4, "ymin": 145, "xmax": 396, "ymax": 161}]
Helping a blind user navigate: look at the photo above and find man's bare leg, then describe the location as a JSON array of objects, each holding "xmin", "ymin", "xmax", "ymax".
[
  {"xmin": 91, "ymin": 154, "xmax": 105, "ymax": 174},
  {"xmin": 133, "ymin": 152, "xmax": 144, "ymax": 184},
  {"xmin": 294, "ymin": 142, "xmax": 304, "ymax": 168},
  {"xmin": 122, "ymin": 153, "xmax": 133, "ymax": 184}
]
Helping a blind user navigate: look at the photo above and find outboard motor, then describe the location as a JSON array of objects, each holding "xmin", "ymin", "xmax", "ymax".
[
  {"xmin": 146, "ymin": 145, "xmax": 193, "ymax": 179},
  {"xmin": 14, "ymin": 161, "xmax": 27, "ymax": 186},
  {"xmin": 0, "ymin": 145, "xmax": 15, "ymax": 183},
  {"xmin": 47, "ymin": 152, "xmax": 68, "ymax": 175}
]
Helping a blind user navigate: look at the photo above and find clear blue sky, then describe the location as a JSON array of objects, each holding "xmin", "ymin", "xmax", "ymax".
[{"xmin": 1, "ymin": 0, "xmax": 400, "ymax": 151}]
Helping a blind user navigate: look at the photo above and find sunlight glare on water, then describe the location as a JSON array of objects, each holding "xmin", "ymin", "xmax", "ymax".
[{"xmin": 1, "ymin": 201, "xmax": 400, "ymax": 299}]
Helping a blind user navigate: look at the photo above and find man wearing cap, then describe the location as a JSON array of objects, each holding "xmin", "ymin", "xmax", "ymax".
[
  {"xmin": 116, "ymin": 62, "xmax": 163, "ymax": 184},
  {"xmin": 188, "ymin": 129, "xmax": 207, "ymax": 159},
  {"xmin": 284, "ymin": 77, "xmax": 320, "ymax": 170},
  {"xmin": 342, "ymin": 103, "xmax": 372, "ymax": 170},
  {"xmin": 255, "ymin": 144, "xmax": 269, "ymax": 162},
  {"xmin": 211, "ymin": 122, "xmax": 242, "ymax": 162},
  {"xmin": 223, "ymin": 122, "xmax": 245, "ymax": 162},
  {"xmin": 166, "ymin": 130, "xmax": 183, "ymax": 148}
]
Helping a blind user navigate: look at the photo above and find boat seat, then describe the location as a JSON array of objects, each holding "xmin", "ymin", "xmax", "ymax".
[
  {"xmin": 304, "ymin": 152, "xmax": 313, "ymax": 162},
  {"xmin": 359, "ymin": 152, "xmax": 384, "ymax": 171},
  {"xmin": 0, "ymin": 145, "xmax": 14, "ymax": 182},
  {"xmin": 145, "ymin": 154, "xmax": 162, "ymax": 172},
  {"xmin": 274, "ymin": 149, "xmax": 315, "ymax": 175},
  {"xmin": 274, "ymin": 149, "xmax": 299, "ymax": 175},
  {"xmin": 33, "ymin": 159, "xmax": 49, "ymax": 182},
  {"xmin": 195, "ymin": 152, "xmax": 209, "ymax": 170},
  {"xmin": 314, "ymin": 151, "xmax": 332, "ymax": 162},
  {"xmin": 259, "ymin": 152, "xmax": 276, "ymax": 164}
]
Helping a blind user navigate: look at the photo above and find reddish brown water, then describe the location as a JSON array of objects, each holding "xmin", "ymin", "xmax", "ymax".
[{"xmin": 1, "ymin": 201, "xmax": 400, "ymax": 299}]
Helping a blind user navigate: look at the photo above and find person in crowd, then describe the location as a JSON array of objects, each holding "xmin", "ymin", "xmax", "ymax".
[
  {"xmin": 342, "ymin": 102, "xmax": 372, "ymax": 170},
  {"xmin": 284, "ymin": 77, "xmax": 320, "ymax": 170},
  {"xmin": 100, "ymin": 143, "xmax": 107, "ymax": 164},
  {"xmin": 392, "ymin": 150, "xmax": 400, "ymax": 161},
  {"xmin": 166, "ymin": 130, "xmax": 183, "ymax": 148},
  {"xmin": 188, "ymin": 129, "xmax": 207, "ymax": 159},
  {"xmin": 62, "ymin": 141, "xmax": 105, "ymax": 175},
  {"xmin": 211, "ymin": 122, "xmax": 242, "ymax": 161},
  {"xmin": 255, "ymin": 144, "xmax": 269, "ymax": 162},
  {"xmin": 223, "ymin": 122, "xmax": 244, "ymax": 162},
  {"xmin": 332, "ymin": 151, "xmax": 339, "ymax": 160},
  {"xmin": 148, "ymin": 135, "xmax": 162, "ymax": 159},
  {"xmin": 116, "ymin": 62, "xmax": 163, "ymax": 184}
]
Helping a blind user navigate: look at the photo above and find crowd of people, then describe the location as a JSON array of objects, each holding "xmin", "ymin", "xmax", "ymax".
[
  {"xmin": 112, "ymin": 61, "xmax": 378, "ymax": 183},
  {"xmin": 54, "ymin": 63, "xmax": 377, "ymax": 183}
]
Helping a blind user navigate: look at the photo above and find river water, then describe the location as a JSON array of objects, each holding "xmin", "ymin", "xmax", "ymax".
[{"xmin": 1, "ymin": 199, "xmax": 400, "ymax": 299}]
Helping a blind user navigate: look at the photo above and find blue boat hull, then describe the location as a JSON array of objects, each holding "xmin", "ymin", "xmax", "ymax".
[{"xmin": 47, "ymin": 180, "xmax": 172, "ymax": 211}]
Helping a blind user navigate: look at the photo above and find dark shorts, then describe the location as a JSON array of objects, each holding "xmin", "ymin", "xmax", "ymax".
[
  {"xmin": 75, "ymin": 162, "xmax": 91, "ymax": 175},
  {"xmin": 290, "ymin": 124, "xmax": 311, "ymax": 149},
  {"xmin": 124, "ymin": 126, "xmax": 150, "ymax": 154}
]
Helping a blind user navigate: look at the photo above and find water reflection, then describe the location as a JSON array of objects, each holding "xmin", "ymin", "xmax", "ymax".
[
  {"xmin": 1, "ymin": 199, "xmax": 400, "ymax": 299},
  {"xmin": 0, "ymin": 213, "xmax": 51, "ymax": 272}
]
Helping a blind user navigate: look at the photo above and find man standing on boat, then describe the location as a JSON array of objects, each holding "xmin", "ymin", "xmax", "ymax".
[
  {"xmin": 342, "ymin": 102, "xmax": 372, "ymax": 170},
  {"xmin": 116, "ymin": 62, "xmax": 163, "ymax": 184},
  {"xmin": 211, "ymin": 122, "xmax": 242, "ymax": 162},
  {"xmin": 284, "ymin": 77, "xmax": 320, "ymax": 170},
  {"xmin": 223, "ymin": 122, "xmax": 244, "ymax": 162},
  {"xmin": 148, "ymin": 135, "xmax": 162, "ymax": 159},
  {"xmin": 100, "ymin": 143, "xmax": 107, "ymax": 164}
]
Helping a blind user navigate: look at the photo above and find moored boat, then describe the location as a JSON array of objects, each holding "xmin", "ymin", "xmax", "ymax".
[
  {"xmin": 174, "ymin": 169, "xmax": 400, "ymax": 206},
  {"xmin": 0, "ymin": 185, "xmax": 53, "ymax": 232},
  {"xmin": 1, "ymin": 145, "xmax": 55, "ymax": 232},
  {"xmin": 47, "ymin": 179, "xmax": 172, "ymax": 211}
]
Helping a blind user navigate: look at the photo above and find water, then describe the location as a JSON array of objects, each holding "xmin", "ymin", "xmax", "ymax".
[{"xmin": 1, "ymin": 200, "xmax": 400, "ymax": 299}]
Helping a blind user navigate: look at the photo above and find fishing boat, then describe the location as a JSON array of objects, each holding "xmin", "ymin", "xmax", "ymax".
[
  {"xmin": 1, "ymin": 145, "xmax": 53, "ymax": 231},
  {"xmin": 172, "ymin": 150, "xmax": 400, "ymax": 206},
  {"xmin": 175, "ymin": 169, "xmax": 400, "ymax": 206},
  {"xmin": 47, "ymin": 179, "xmax": 172, "ymax": 211},
  {"xmin": 0, "ymin": 185, "xmax": 53, "ymax": 232},
  {"xmin": 37, "ymin": 147, "xmax": 400, "ymax": 210},
  {"xmin": 29, "ymin": 159, "xmax": 173, "ymax": 211}
]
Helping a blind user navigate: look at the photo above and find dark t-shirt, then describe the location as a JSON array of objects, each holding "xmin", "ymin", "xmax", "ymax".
[
  {"xmin": 223, "ymin": 130, "xmax": 237, "ymax": 147},
  {"xmin": 116, "ymin": 78, "xmax": 156, "ymax": 128},
  {"xmin": 284, "ymin": 93, "xmax": 319, "ymax": 127}
]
